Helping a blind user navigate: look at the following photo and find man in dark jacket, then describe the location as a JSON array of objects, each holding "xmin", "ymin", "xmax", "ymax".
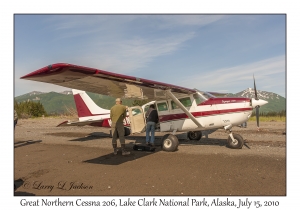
[{"xmin": 145, "ymin": 104, "xmax": 158, "ymax": 146}]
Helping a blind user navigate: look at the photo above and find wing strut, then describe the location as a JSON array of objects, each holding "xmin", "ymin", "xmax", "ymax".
[{"xmin": 165, "ymin": 90, "xmax": 204, "ymax": 128}]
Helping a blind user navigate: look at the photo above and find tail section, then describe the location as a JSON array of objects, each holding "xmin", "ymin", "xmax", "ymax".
[{"xmin": 72, "ymin": 89, "xmax": 110, "ymax": 118}]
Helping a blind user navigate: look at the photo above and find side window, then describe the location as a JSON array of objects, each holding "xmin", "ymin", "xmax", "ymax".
[
  {"xmin": 143, "ymin": 105, "xmax": 150, "ymax": 113},
  {"xmin": 131, "ymin": 108, "xmax": 142, "ymax": 116},
  {"xmin": 157, "ymin": 102, "xmax": 168, "ymax": 112},
  {"xmin": 171, "ymin": 97, "xmax": 192, "ymax": 109},
  {"xmin": 171, "ymin": 101, "xmax": 179, "ymax": 109},
  {"xmin": 179, "ymin": 97, "xmax": 192, "ymax": 107}
]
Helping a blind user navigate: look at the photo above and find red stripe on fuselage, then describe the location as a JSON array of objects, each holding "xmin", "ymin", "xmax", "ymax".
[{"xmin": 159, "ymin": 107, "xmax": 252, "ymax": 123}]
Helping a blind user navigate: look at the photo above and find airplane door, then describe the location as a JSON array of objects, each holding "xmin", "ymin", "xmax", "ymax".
[{"xmin": 128, "ymin": 106, "xmax": 146, "ymax": 134}]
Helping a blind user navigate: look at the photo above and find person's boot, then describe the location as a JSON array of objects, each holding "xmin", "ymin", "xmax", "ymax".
[
  {"xmin": 121, "ymin": 144, "xmax": 130, "ymax": 155},
  {"xmin": 113, "ymin": 143, "xmax": 118, "ymax": 155}
]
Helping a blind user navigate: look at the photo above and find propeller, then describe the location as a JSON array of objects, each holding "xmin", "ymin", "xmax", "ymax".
[{"xmin": 253, "ymin": 75, "xmax": 260, "ymax": 131}]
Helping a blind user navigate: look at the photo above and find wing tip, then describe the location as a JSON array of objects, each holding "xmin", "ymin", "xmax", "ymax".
[{"xmin": 20, "ymin": 63, "xmax": 71, "ymax": 79}]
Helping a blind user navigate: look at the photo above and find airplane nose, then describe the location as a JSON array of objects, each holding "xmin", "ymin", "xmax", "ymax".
[{"xmin": 251, "ymin": 98, "xmax": 268, "ymax": 108}]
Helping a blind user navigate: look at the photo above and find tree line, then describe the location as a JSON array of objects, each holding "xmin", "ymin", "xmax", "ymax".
[
  {"xmin": 251, "ymin": 110, "xmax": 286, "ymax": 117},
  {"xmin": 13, "ymin": 99, "xmax": 148, "ymax": 119},
  {"xmin": 14, "ymin": 100, "xmax": 47, "ymax": 118}
]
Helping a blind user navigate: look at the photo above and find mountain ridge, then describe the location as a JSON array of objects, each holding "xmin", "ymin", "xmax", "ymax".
[
  {"xmin": 224, "ymin": 88, "xmax": 286, "ymax": 113},
  {"xmin": 15, "ymin": 89, "xmax": 286, "ymax": 114}
]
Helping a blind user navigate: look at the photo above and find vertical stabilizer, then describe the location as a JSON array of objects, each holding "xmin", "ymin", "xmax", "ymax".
[{"xmin": 72, "ymin": 89, "xmax": 110, "ymax": 118}]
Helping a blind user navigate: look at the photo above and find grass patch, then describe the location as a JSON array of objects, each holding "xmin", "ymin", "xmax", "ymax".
[{"xmin": 249, "ymin": 116, "xmax": 286, "ymax": 122}]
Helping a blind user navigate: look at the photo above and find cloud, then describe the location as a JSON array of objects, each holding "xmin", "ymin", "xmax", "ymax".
[
  {"xmin": 179, "ymin": 55, "xmax": 285, "ymax": 93},
  {"xmin": 38, "ymin": 15, "xmax": 204, "ymax": 74},
  {"xmin": 150, "ymin": 15, "xmax": 225, "ymax": 29},
  {"xmin": 64, "ymin": 31, "xmax": 196, "ymax": 74},
  {"xmin": 47, "ymin": 14, "xmax": 225, "ymax": 31}
]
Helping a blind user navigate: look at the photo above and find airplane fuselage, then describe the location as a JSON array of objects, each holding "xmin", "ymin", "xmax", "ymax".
[
  {"xmin": 61, "ymin": 89, "xmax": 267, "ymax": 135},
  {"xmin": 76, "ymin": 94, "xmax": 254, "ymax": 132}
]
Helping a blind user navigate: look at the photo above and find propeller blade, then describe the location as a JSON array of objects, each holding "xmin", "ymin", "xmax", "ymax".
[
  {"xmin": 253, "ymin": 74, "xmax": 260, "ymax": 131},
  {"xmin": 253, "ymin": 74, "xmax": 258, "ymax": 100},
  {"xmin": 256, "ymin": 106, "xmax": 260, "ymax": 129}
]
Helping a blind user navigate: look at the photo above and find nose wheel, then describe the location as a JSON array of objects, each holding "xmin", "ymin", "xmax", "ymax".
[{"xmin": 227, "ymin": 132, "xmax": 244, "ymax": 149}]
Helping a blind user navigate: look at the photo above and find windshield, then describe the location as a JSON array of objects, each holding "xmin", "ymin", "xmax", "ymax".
[
  {"xmin": 202, "ymin": 92, "xmax": 216, "ymax": 99},
  {"xmin": 193, "ymin": 92, "xmax": 215, "ymax": 105}
]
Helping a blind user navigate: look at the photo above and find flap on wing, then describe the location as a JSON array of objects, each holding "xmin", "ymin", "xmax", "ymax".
[{"xmin": 21, "ymin": 63, "xmax": 196, "ymax": 100}]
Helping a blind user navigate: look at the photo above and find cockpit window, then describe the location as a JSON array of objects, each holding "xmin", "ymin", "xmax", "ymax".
[
  {"xmin": 143, "ymin": 103, "xmax": 157, "ymax": 113},
  {"xmin": 132, "ymin": 108, "xmax": 142, "ymax": 116},
  {"xmin": 193, "ymin": 93, "xmax": 211, "ymax": 105},
  {"xmin": 171, "ymin": 97, "xmax": 192, "ymax": 109},
  {"xmin": 143, "ymin": 105, "xmax": 150, "ymax": 113},
  {"xmin": 179, "ymin": 97, "xmax": 192, "ymax": 107},
  {"xmin": 171, "ymin": 101, "xmax": 179, "ymax": 109},
  {"xmin": 203, "ymin": 92, "xmax": 216, "ymax": 99}
]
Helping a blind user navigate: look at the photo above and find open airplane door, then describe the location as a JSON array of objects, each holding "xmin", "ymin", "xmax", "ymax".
[{"xmin": 128, "ymin": 106, "xmax": 146, "ymax": 134}]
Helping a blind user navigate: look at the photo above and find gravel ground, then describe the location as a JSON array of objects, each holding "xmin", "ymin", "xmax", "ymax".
[{"xmin": 14, "ymin": 117, "xmax": 286, "ymax": 196}]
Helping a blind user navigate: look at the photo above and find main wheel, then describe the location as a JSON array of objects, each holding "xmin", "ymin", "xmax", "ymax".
[
  {"xmin": 187, "ymin": 131, "xmax": 202, "ymax": 140},
  {"xmin": 227, "ymin": 133, "xmax": 244, "ymax": 149},
  {"xmin": 161, "ymin": 134, "xmax": 179, "ymax": 152}
]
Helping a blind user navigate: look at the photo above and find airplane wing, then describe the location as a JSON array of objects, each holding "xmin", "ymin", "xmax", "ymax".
[
  {"xmin": 57, "ymin": 119, "xmax": 105, "ymax": 127},
  {"xmin": 21, "ymin": 63, "xmax": 196, "ymax": 100}
]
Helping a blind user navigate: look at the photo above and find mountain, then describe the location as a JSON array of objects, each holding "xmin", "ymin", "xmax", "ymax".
[
  {"xmin": 15, "ymin": 91, "xmax": 76, "ymax": 114},
  {"xmin": 15, "ymin": 89, "xmax": 285, "ymax": 114},
  {"xmin": 224, "ymin": 88, "xmax": 286, "ymax": 113}
]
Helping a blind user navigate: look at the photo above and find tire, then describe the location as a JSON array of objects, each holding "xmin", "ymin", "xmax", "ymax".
[
  {"xmin": 161, "ymin": 134, "xmax": 179, "ymax": 152},
  {"xmin": 227, "ymin": 133, "xmax": 244, "ymax": 149},
  {"xmin": 187, "ymin": 131, "xmax": 202, "ymax": 140}
]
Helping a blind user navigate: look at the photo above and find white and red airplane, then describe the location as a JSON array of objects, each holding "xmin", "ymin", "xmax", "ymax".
[
  {"xmin": 58, "ymin": 89, "xmax": 217, "ymax": 139},
  {"xmin": 21, "ymin": 63, "xmax": 268, "ymax": 152}
]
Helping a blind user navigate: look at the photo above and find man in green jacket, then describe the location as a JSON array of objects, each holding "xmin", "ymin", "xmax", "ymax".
[{"xmin": 110, "ymin": 98, "xmax": 130, "ymax": 155}]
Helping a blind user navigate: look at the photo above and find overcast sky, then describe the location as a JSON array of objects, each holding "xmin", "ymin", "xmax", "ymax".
[{"xmin": 14, "ymin": 14, "xmax": 286, "ymax": 97}]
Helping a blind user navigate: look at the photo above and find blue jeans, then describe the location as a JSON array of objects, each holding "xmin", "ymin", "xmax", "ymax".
[
  {"xmin": 146, "ymin": 121, "xmax": 156, "ymax": 144},
  {"xmin": 241, "ymin": 122, "xmax": 247, "ymax": 128}
]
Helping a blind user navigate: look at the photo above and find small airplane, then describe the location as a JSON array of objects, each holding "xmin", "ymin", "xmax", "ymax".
[
  {"xmin": 59, "ymin": 89, "xmax": 217, "ymax": 139},
  {"xmin": 21, "ymin": 63, "xmax": 268, "ymax": 152}
]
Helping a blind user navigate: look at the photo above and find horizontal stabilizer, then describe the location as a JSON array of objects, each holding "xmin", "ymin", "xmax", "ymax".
[{"xmin": 57, "ymin": 119, "xmax": 104, "ymax": 127}]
